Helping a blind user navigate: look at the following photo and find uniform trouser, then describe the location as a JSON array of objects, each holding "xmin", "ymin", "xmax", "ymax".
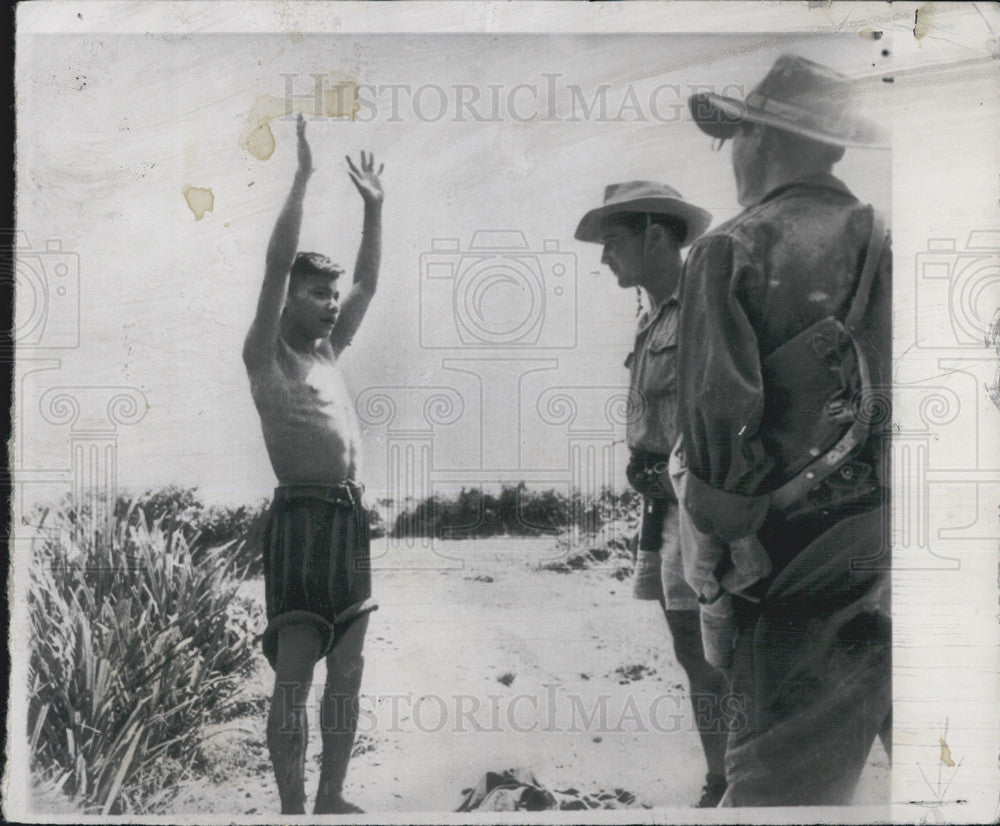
[{"xmin": 721, "ymin": 506, "xmax": 891, "ymax": 807}]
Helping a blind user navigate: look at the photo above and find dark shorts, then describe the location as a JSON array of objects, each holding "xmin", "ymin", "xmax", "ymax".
[{"xmin": 261, "ymin": 483, "xmax": 377, "ymax": 669}]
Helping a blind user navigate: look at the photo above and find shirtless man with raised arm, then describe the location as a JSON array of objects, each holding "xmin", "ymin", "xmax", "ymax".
[{"xmin": 243, "ymin": 114, "xmax": 383, "ymax": 815}]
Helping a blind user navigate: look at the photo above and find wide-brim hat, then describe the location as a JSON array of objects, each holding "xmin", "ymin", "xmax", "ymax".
[
  {"xmin": 689, "ymin": 54, "xmax": 889, "ymax": 149},
  {"xmin": 575, "ymin": 181, "xmax": 712, "ymax": 246}
]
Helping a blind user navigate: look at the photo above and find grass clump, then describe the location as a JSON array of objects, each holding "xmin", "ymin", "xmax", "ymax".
[{"xmin": 27, "ymin": 499, "xmax": 261, "ymax": 814}]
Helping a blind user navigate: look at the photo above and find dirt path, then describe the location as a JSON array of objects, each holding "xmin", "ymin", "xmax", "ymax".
[{"xmin": 170, "ymin": 537, "xmax": 890, "ymax": 815}]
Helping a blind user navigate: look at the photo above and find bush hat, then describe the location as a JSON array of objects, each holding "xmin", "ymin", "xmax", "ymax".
[
  {"xmin": 574, "ymin": 181, "xmax": 712, "ymax": 246},
  {"xmin": 688, "ymin": 54, "xmax": 889, "ymax": 149}
]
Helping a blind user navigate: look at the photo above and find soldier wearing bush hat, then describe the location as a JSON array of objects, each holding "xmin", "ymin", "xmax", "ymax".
[
  {"xmin": 677, "ymin": 54, "xmax": 892, "ymax": 806},
  {"xmin": 576, "ymin": 182, "xmax": 730, "ymax": 808}
]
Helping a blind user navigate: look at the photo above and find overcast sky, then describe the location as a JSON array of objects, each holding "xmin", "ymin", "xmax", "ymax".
[{"xmin": 16, "ymin": 32, "xmax": 891, "ymax": 506}]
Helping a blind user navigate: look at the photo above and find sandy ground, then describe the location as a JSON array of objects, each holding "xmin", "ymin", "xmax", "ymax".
[{"xmin": 166, "ymin": 535, "xmax": 890, "ymax": 816}]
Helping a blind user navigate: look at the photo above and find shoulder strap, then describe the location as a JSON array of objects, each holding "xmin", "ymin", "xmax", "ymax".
[
  {"xmin": 769, "ymin": 209, "xmax": 887, "ymax": 515},
  {"xmin": 845, "ymin": 209, "xmax": 887, "ymax": 334}
]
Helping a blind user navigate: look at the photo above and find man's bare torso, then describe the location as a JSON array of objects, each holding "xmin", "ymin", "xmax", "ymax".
[{"xmin": 249, "ymin": 337, "xmax": 361, "ymax": 485}]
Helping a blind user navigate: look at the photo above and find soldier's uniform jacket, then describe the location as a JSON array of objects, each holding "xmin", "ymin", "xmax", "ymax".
[{"xmin": 678, "ymin": 173, "xmax": 891, "ymax": 542}]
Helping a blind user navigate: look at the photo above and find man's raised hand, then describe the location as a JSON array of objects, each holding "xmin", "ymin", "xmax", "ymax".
[
  {"xmin": 346, "ymin": 151, "xmax": 384, "ymax": 206},
  {"xmin": 296, "ymin": 113, "xmax": 314, "ymax": 178}
]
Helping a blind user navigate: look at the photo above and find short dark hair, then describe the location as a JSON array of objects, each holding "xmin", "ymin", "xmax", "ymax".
[
  {"xmin": 290, "ymin": 252, "xmax": 344, "ymax": 282},
  {"xmin": 606, "ymin": 212, "xmax": 687, "ymax": 246}
]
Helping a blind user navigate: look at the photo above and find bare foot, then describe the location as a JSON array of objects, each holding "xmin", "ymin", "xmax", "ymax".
[{"xmin": 314, "ymin": 795, "xmax": 365, "ymax": 814}]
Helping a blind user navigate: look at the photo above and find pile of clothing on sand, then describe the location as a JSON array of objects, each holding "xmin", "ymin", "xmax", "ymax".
[{"xmin": 457, "ymin": 768, "xmax": 644, "ymax": 812}]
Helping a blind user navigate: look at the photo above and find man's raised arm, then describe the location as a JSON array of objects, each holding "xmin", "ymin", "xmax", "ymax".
[
  {"xmin": 329, "ymin": 151, "xmax": 383, "ymax": 358},
  {"xmin": 243, "ymin": 114, "xmax": 314, "ymax": 368}
]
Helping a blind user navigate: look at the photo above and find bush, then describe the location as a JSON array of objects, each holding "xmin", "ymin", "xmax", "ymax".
[
  {"xmin": 115, "ymin": 485, "xmax": 203, "ymax": 530},
  {"xmin": 27, "ymin": 499, "xmax": 261, "ymax": 814},
  {"xmin": 111, "ymin": 488, "xmax": 270, "ymax": 579},
  {"xmin": 390, "ymin": 484, "xmax": 637, "ymax": 539}
]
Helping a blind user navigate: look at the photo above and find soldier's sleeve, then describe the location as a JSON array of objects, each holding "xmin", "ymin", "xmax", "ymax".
[
  {"xmin": 859, "ymin": 225, "xmax": 893, "ymax": 485},
  {"xmin": 677, "ymin": 234, "xmax": 772, "ymax": 542}
]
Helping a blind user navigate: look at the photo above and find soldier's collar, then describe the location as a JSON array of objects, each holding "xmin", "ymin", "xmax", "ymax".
[
  {"xmin": 758, "ymin": 173, "xmax": 854, "ymax": 206},
  {"xmin": 637, "ymin": 289, "xmax": 678, "ymax": 331}
]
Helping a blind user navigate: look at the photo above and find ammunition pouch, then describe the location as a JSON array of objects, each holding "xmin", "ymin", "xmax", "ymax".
[{"xmin": 765, "ymin": 211, "xmax": 888, "ymax": 516}]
